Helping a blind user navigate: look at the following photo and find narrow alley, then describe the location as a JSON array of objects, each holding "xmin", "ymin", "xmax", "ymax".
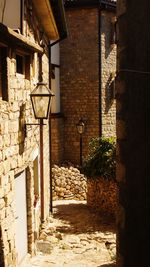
[{"xmin": 21, "ymin": 200, "xmax": 116, "ymax": 267}]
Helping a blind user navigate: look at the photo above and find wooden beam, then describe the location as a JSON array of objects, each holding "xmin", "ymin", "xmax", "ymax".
[{"xmin": 0, "ymin": 23, "xmax": 43, "ymax": 53}]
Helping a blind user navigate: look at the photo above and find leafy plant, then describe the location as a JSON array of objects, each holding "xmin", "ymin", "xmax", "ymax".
[{"xmin": 82, "ymin": 136, "xmax": 116, "ymax": 180}]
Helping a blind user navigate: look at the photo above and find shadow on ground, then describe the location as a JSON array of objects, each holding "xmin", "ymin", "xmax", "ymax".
[
  {"xmin": 98, "ymin": 264, "xmax": 116, "ymax": 267},
  {"xmin": 53, "ymin": 202, "xmax": 116, "ymax": 235}
]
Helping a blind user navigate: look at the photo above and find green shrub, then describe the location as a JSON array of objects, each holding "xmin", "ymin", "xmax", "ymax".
[{"xmin": 82, "ymin": 136, "xmax": 116, "ymax": 180}]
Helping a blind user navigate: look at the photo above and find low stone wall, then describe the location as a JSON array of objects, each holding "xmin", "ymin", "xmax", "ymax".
[
  {"xmin": 52, "ymin": 165, "xmax": 87, "ymax": 201},
  {"xmin": 87, "ymin": 177, "xmax": 118, "ymax": 215}
]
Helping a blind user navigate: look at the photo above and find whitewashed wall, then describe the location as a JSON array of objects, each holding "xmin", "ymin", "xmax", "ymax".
[
  {"xmin": 51, "ymin": 43, "xmax": 60, "ymax": 113},
  {"xmin": 0, "ymin": 0, "xmax": 21, "ymax": 30}
]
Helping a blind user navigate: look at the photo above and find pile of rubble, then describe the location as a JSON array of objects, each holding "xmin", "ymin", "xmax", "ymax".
[{"xmin": 52, "ymin": 164, "xmax": 87, "ymax": 200}]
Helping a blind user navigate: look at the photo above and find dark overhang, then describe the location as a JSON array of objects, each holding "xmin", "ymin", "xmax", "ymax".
[
  {"xmin": 64, "ymin": 0, "xmax": 98, "ymax": 8},
  {"xmin": 101, "ymin": 0, "xmax": 116, "ymax": 10},
  {"xmin": 64, "ymin": 0, "xmax": 116, "ymax": 11},
  {"xmin": 51, "ymin": 0, "xmax": 68, "ymax": 39}
]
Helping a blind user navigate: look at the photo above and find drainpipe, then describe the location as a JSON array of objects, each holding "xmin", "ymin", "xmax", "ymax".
[
  {"xmin": 48, "ymin": 44, "xmax": 53, "ymax": 214},
  {"xmin": 48, "ymin": 36, "xmax": 67, "ymax": 214},
  {"xmin": 98, "ymin": 1, "xmax": 102, "ymax": 137},
  {"xmin": 38, "ymin": 52, "xmax": 45, "ymax": 222},
  {"xmin": 38, "ymin": 53, "xmax": 43, "ymax": 82},
  {"xmin": 20, "ymin": 0, "xmax": 23, "ymax": 34}
]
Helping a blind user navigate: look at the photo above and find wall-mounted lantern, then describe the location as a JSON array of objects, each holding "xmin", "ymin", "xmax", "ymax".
[
  {"xmin": 76, "ymin": 118, "xmax": 85, "ymax": 167},
  {"xmin": 76, "ymin": 118, "xmax": 85, "ymax": 135},
  {"xmin": 25, "ymin": 82, "xmax": 54, "ymax": 222},
  {"xmin": 30, "ymin": 82, "xmax": 54, "ymax": 120}
]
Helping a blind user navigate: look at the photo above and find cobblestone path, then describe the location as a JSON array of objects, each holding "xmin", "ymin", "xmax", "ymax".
[{"xmin": 21, "ymin": 200, "xmax": 116, "ymax": 267}]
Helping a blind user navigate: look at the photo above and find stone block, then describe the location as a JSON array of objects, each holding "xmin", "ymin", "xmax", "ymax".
[
  {"xmin": 0, "ymin": 207, "xmax": 5, "ymax": 220},
  {"xmin": 9, "ymin": 171, "xmax": 15, "ymax": 182},
  {"xmin": 36, "ymin": 240, "xmax": 52, "ymax": 254},
  {"xmin": 0, "ymin": 198, "xmax": 5, "ymax": 210},
  {"xmin": 4, "ymin": 183, "xmax": 11, "ymax": 195},
  {"xmin": 3, "ymin": 148, "xmax": 12, "ymax": 159},
  {"xmin": 0, "ymin": 142, "xmax": 2, "ymax": 153},
  {"xmin": 0, "ymin": 162, "xmax": 4, "ymax": 175},
  {"xmin": 5, "ymin": 252, "xmax": 13, "ymax": 267},
  {"xmin": 10, "ymin": 158, "xmax": 17, "ymax": 170},
  {"xmin": 9, "ymin": 121, "xmax": 19, "ymax": 133},
  {"xmin": 4, "ymin": 191, "xmax": 14, "ymax": 206},
  {"xmin": 0, "ymin": 187, "xmax": 4, "ymax": 198},
  {"xmin": 3, "ymin": 160, "xmax": 11, "ymax": 175}
]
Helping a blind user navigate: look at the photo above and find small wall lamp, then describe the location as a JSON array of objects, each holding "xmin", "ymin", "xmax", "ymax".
[
  {"xmin": 76, "ymin": 118, "xmax": 85, "ymax": 135},
  {"xmin": 76, "ymin": 118, "xmax": 85, "ymax": 167}
]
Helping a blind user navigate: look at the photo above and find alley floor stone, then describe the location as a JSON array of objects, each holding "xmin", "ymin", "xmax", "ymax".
[{"xmin": 20, "ymin": 200, "xmax": 116, "ymax": 267}]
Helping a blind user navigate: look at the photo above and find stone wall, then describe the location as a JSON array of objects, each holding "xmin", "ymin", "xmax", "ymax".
[
  {"xmin": 101, "ymin": 11, "xmax": 116, "ymax": 136},
  {"xmin": 52, "ymin": 165, "xmax": 87, "ymax": 201},
  {"xmin": 0, "ymin": 57, "xmax": 38, "ymax": 266},
  {"xmin": 0, "ymin": 1, "xmax": 50, "ymax": 266},
  {"xmin": 87, "ymin": 177, "xmax": 118, "ymax": 216},
  {"xmin": 52, "ymin": 165, "xmax": 117, "ymax": 217}
]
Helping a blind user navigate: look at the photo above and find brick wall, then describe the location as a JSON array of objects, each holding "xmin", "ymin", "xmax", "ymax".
[
  {"xmin": 60, "ymin": 8, "xmax": 100, "ymax": 164},
  {"xmin": 58, "ymin": 7, "xmax": 116, "ymax": 165},
  {"xmin": 51, "ymin": 115, "xmax": 64, "ymax": 164}
]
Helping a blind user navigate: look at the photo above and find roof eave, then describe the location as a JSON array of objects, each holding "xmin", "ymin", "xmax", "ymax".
[
  {"xmin": 51, "ymin": 0, "xmax": 68, "ymax": 39},
  {"xmin": 32, "ymin": 0, "xmax": 59, "ymax": 40}
]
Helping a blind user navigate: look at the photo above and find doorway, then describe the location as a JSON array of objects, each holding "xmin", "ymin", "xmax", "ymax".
[{"xmin": 15, "ymin": 170, "xmax": 28, "ymax": 264}]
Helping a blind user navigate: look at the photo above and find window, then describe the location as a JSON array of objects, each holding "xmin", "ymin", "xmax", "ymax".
[
  {"xmin": 110, "ymin": 21, "xmax": 117, "ymax": 45},
  {"xmin": 51, "ymin": 65, "xmax": 55, "ymax": 79},
  {"xmin": 16, "ymin": 54, "xmax": 24, "ymax": 74},
  {"xmin": 25, "ymin": 55, "xmax": 31, "ymax": 80},
  {"xmin": 0, "ymin": 46, "xmax": 8, "ymax": 101},
  {"xmin": 16, "ymin": 53, "xmax": 31, "ymax": 80},
  {"xmin": 51, "ymin": 64, "xmax": 60, "ymax": 113}
]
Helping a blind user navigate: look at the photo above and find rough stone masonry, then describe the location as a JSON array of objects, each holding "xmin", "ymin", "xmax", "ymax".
[{"xmin": 52, "ymin": 164, "xmax": 87, "ymax": 201}]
